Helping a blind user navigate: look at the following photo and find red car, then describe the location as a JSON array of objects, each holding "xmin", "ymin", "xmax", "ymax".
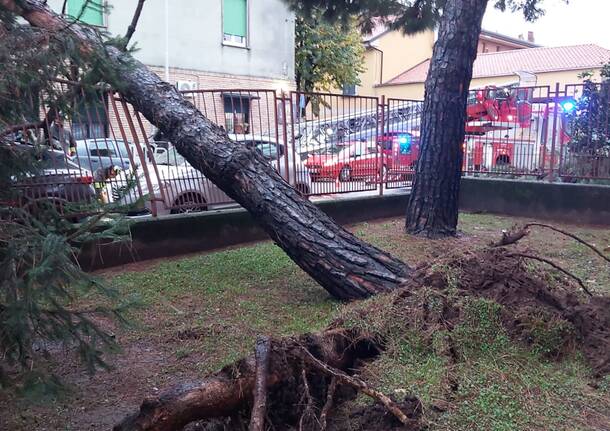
[
  {"xmin": 306, "ymin": 141, "xmax": 380, "ymax": 182},
  {"xmin": 377, "ymin": 131, "xmax": 420, "ymax": 179}
]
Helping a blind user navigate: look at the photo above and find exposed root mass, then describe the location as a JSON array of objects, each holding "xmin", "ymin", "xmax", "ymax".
[{"xmin": 116, "ymin": 247, "xmax": 610, "ymax": 431}]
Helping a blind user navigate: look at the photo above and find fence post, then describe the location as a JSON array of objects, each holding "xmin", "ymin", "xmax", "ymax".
[
  {"xmin": 119, "ymin": 99, "xmax": 159, "ymax": 216},
  {"xmin": 379, "ymin": 95, "xmax": 385, "ymax": 196},
  {"xmin": 548, "ymin": 82, "xmax": 561, "ymax": 182}
]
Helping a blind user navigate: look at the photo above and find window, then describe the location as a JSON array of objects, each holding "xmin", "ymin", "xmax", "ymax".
[
  {"xmin": 224, "ymin": 96, "xmax": 250, "ymax": 133},
  {"xmin": 223, "ymin": 0, "xmax": 247, "ymax": 47},
  {"xmin": 342, "ymin": 84, "xmax": 357, "ymax": 96},
  {"xmin": 67, "ymin": 0, "xmax": 104, "ymax": 26},
  {"xmin": 255, "ymin": 142, "xmax": 284, "ymax": 160},
  {"xmin": 88, "ymin": 140, "xmax": 117, "ymax": 158},
  {"xmin": 71, "ymin": 92, "xmax": 109, "ymax": 140},
  {"xmin": 90, "ymin": 148, "xmax": 114, "ymax": 158}
]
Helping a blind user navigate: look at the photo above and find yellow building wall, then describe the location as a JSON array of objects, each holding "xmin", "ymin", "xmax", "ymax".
[
  {"xmin": 358, "ymin": 49, "xmax": 383, "ymax": 96},
  {"xmin": 358, "ymin": 30, "xmax": 435, "ymax": 97},
  {"xmin": 534, "ymin": 69, "xmax": 601, "ymax": 90},
  {"xmin": 374, "ymin": 83, "xmax": 426, "ymax": 100},
  {"xmin": 374, "ymin": 68, "xmax": 602, "ymax": 101}
]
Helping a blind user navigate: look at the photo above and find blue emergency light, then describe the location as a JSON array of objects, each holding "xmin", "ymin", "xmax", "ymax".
[
  {"xmin": 560, "ymin": 99, "xmax": 576, "ymax": 112},
  {"xmin": 397, "ymin": 135, "xmax": 410, "ymax": 144},
  {"xmin": 397, "ymin": 134, "xmax": 412, "ymax": 154}
]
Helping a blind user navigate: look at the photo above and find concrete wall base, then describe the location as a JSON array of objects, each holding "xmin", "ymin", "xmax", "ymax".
[{"xmin": 80, "ymin": 178, "xmax": 610, "ymax": 270}]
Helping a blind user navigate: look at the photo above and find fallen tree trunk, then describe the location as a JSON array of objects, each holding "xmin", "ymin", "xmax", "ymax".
[{"xmin": 3, "ymin": 0, "xmax": 411, "ymax": 301}]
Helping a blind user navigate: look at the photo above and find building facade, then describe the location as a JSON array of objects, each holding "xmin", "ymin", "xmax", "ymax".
[
  {"xmin": 353, "ymin": 25, "xmax": 537, "ymax": 99},
  {"xmin": 47, "ymin": 0, "xmax": 295, "ymax": 137},
  {"xmin": 477, "ymin": 29, "xmax": 537, "ymax": 53},
  {"xmin": 377, "ymin": 44, "xmax": 610, "ymax": 100}
]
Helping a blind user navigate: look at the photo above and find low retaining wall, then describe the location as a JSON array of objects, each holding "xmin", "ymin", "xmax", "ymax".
[
  {"xmin": 80, "ymin": 178, "xmax": 610, "ymax": 270},
  {"xmin": 79, "ymin": 193, "xmax": 410, "ymax": 270},
  {"xmin": 459, "ymin": 177, "xmax": 610, "ymax": 225}
]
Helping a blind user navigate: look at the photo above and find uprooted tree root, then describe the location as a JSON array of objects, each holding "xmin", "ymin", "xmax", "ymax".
[{"xmin": 115, "ymin": 247, "xmax": 610, "ymax": 431}]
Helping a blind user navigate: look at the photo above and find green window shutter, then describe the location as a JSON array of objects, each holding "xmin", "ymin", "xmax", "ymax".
[
  {"xmin": 67, "ymin": 0, "xmax": 104, "ymax": 26},
  {"xmin": 223, "ymin": 0, "xmax": 247, "ymax": 37}
]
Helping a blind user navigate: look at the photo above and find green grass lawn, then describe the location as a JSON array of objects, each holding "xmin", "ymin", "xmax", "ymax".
[{"xmin": 2, "ymin": 212, "xmax": 609, "ymax": 430}]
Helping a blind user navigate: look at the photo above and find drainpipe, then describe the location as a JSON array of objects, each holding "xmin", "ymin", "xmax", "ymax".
[{"xmin": 164, "ymin": 0, "xmax": 170, "ymax": 82}]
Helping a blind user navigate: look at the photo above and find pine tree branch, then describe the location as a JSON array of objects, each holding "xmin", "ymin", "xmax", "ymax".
[
  {"xmin": 507, "ymin": 252, "xmax": 593, "ymax": 296},
  {"xmin": 122, "ymin": 0, "xmax": 145, "ymax": 50},
  {"xmin": 524, "ymin": 223, "xmax": 610, "ymax": 264}
]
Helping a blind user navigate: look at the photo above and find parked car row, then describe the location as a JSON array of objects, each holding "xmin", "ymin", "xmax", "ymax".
[
  {"xmin": 10, "ymin": 129, "xmax": 418, "ymax": 218},
  {"xmin": 105, "ymin": 134, "xmax": 312, "ymax": 215},
  {"xmin": 304, "ymin": 131, "xmax": 420, "ymax": 182},
  {"xmin": 7, "ymin": 145, "xmax": 97, "ymax": 216}
]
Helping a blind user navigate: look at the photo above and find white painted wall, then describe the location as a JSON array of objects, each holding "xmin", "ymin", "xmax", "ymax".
[{"xmin": 47, "ymin": 0, "xmax": 295, "ymax": 81}]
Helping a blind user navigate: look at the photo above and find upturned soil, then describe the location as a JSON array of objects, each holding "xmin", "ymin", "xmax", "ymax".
[{"xmin": 1, "ymin": 213, "xmax": 609, "ymax": 430}]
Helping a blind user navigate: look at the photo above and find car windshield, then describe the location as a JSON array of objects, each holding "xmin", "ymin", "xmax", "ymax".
[
  {"xmin": 80, "ymin": 140, "xmax": 131, "ymax": 158},
  {"xmin": 255, "ymin": 142, "xmax": 284, "ymax": 160},
  {"xmin": 40, "ymin": 150, "xmax": 72, "ymax": 170},
  {"xmin": 311, "ymin": 145, "xmax": 342, "ymax": 156},
  {"xmin": 336, "ymin": 142, "xmax": 370, "ymax": 159},
  {"xmin": 154, "ymin": 146, "xmax": 188, "ymax": 166}
]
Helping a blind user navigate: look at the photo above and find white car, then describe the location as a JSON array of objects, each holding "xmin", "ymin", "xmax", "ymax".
[
  {"xmin": 107, "ymin": 147, "xmax": 230, "ymax": 215},
  {"xmin": 228, "ymin": 134, "xmax": 312, "ymax": 195},
  {"xmin": 108, "ymin": 134, "xmax": 310, "ymax": 215}
]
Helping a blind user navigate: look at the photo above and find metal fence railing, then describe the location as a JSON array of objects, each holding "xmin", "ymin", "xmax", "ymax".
[
  {"xmin": 290, "ymin": 91, "xmax": 381, "ymax": 195},
  {"xmin": 5, "ymin": 81, "xmax": 610, "ymax": 219}
]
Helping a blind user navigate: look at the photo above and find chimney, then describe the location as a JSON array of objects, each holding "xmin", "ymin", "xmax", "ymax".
[
  {"xmin": 527, "ymin": 31, "xmax": 535, "ymax": 43},
  {"xmin": 518, "ymin": 34, "xmax": 524, "ymax": 40}
]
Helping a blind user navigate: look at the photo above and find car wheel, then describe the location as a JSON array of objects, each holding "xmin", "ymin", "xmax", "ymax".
[
  {"xmin": 339, "ymin": 166, "xmax": 352, "ymax": 182},
  {"xmin": 496, "ymin": 155, "xmax": 510, "ymax": 166},
  {"xmin": 171, "ymin": 192, "xmax": 208, "ymax": 214}
]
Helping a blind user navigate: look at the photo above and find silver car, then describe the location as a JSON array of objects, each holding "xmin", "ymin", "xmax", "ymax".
[
  {"xmin": 109, "ymin": 134, "xmax": 310, "ymax": 215},
  {"xmin": 228, "ymin": 134, "xmax": 312, "ymax": 195},
  {"xmin": 75, "ymin": 139, "xmax": 136, "ymax": 172}
]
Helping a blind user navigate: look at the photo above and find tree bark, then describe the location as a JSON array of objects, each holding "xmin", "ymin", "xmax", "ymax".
[
  {"xmin": 248, "ymin": 336, "xmax": 271, "ymax": 431},
  {"xmin": 405, "ymin": 0, "xmax": 488, "ymax": 238},
  {"xmin": 4, "ymin": 0, "xmax": 412, "ymax": 301}
]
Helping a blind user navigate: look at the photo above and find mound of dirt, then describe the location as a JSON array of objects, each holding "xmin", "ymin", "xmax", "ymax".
[
  {"xmin": 407, "ymin": 247, "xmax": 610, "ymax": 375},
  {"xmin": 117, "ymin": 247, "xmax": 610, "ymax": 431}
]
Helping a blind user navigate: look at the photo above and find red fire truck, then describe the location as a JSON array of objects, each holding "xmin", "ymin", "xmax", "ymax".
[{"xmin": 463, "ymin": 85, "xmax": 571, "ymax": 174}]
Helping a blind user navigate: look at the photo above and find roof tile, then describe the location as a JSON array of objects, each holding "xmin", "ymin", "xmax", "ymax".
[{"xmin": 383, "ymin": 44, "xmax": 610, "ymax": 86}]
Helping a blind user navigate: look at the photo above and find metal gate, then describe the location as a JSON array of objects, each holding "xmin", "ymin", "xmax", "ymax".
[
  {"xmin": 7, "ymin": 81, "xmax": 610, "ymax": 219},
  {"xmin": 289, "ymin": 91, "xmax": 382, "ymax": 196},
  {"xmin": 383, "ymin": 98, "xmax": 423, "ymax": 189}
]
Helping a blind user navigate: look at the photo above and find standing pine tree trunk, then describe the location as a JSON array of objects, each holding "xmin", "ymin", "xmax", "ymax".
[
  {"xmin": 5, "ymin": 0, "xmax": 412, "ymax": 301},
  {"xmin": 405, "ymin": 0, "xmax": 488, "ymax": 237}
]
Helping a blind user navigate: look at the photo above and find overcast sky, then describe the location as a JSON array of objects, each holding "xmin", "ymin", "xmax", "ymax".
[{"xmin": 482, "ymin": 0, "xmax": 609, "ymax": 48}]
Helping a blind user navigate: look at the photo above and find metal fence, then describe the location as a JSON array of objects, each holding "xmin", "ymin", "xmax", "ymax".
[{"xmin": 6, "ymin": 81, "xmax": 610, "ymax": 218}]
